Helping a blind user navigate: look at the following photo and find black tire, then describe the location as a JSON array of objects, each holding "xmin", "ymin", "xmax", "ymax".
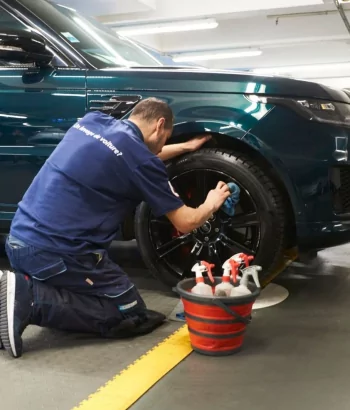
[{"xmin": 135, "ymin": 148, "xmax": 288, "ymax": 288}]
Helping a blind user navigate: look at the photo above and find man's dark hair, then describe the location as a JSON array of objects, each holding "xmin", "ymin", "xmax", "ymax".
[{"xmin": 130, "ymin": 97, "xmax": 174, "ymax": 129}]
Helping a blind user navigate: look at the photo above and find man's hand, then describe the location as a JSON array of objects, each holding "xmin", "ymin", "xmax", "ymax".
[
  {"xmin": 158, "ymin": 134, "xmax": 212, "ymax": 162},
  {"xmin": 205, "ymin": 181, "xmax": 231, "ymax": 213},
  {"xmin": 166, "ymin": 181, "xmax": 231, "ymax": 233},
  {"xmin": 183, "ymin": 134, "xmax": 212, "ymax": 152}
]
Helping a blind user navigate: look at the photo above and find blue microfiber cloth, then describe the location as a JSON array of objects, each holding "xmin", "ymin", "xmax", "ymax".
[{"xmin": 221, "ymin": 182, "xmax": 240, "ymax": 216}]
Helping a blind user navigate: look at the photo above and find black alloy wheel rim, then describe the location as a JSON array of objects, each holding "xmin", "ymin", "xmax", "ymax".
[{"xmin": 148, "ymin": 169, "xmax": 262, "ymax": 280}]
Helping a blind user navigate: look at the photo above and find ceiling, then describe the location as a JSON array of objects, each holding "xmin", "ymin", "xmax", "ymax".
[{"xmin": 57, "ymin": 0, "xmax": 350, "ymax": 86}]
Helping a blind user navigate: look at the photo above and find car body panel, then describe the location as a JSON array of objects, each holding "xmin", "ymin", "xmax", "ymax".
[
  {"xmin": 0, "ymin": 65, "xmax": 86, "ymax": 219},
  {"xmin": 89, "ymin": 68, "xmax": 350, "ymax": 103}
]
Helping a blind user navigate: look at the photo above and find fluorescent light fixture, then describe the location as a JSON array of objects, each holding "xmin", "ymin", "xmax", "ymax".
[
  {"xmin": 116, "ymin": 18, "xmax": 218, "ymax": 36},
  {"xmin": 173, "ymin": 49, "xmax": 262, "ymax": 62},
  {"xmin": 253, "ymin": 62, "xmax": 350, "ymax": 74}
]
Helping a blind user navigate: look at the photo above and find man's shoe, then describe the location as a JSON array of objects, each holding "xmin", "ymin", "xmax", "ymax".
[
  {"xmin": 0, "ymin": 271, "xmax": 33, "ymax": 358},
  {"xmin": 0, "ymin": 270, "xmax": 3, "ymax": 350},
  {"xmin": 105, "ymin": 309, "xmax": 166, "ymax": 339},
  {"xmin": 132, "ymin": 309, "xmax": 166, "ymax": 336}
]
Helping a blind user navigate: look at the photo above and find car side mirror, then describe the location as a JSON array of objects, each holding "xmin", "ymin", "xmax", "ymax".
[{"xmin": 0, "ymin": 29, "xmax": 53, "ymax": 67}]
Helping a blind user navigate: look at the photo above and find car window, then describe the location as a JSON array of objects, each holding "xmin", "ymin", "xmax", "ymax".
[
  {"xmin": 0, "ymin": 6, "xmax": 26, "ymax": 29},
  {"xmin": 19, "ymin": 0, "xmax": 162, "ymax": 69},
  {"xmin": 0, "ymin": 6, "xmax": 67, "ymax": 67}
]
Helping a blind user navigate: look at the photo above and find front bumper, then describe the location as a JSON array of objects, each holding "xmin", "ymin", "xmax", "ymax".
[{"xmin": 297, "ymin": 221, "xmax": 350, "ymax": 250}]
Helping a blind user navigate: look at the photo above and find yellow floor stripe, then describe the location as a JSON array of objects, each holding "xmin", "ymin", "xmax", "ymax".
[
  {"xmin": 261, "ymin": 247, "xmax": 298, "ymax": 288},
  {"xmin": 72, "ymin": 325, "xmax": 192, "ymax": 410},
  {"xmin": 72, "ymin": 248, "xmax": 297, "ymax": 410}
]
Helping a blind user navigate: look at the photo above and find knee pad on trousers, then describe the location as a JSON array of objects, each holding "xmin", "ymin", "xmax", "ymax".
[{"xmin": 103, "ymin": 286, "xmax": 147, "ymax": 319}]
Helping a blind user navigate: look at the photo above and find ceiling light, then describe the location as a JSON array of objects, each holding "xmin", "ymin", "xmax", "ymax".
[
  {"xmin": 116, "ymin": 18, "xmax": 218, "ymax": 36},
  {"xmin": 252, "ymin": 62, "xmax": 350, "ymax": 74},
  {"xmin": 173, "ymin": 50, "xmax": 262, "ymax": 62}
]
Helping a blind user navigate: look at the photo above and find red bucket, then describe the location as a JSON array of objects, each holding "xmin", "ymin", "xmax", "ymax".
[{"xmin": 175, "ymin": 277, "xmax": 260, "ymax": 356}]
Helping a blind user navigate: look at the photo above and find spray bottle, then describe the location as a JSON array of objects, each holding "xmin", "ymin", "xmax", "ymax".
[
  {"xmin": 231, "ymin": 253, "xmax": 254, "ymax": 267},
  {"xmin": 230, "ymin": 253, "xmax": 255, "ymax": 281},
  {"xmin": 214, "ymin": 259, "xmax": 240, "ymax": 296},
  {"xmin": 191, "ymin": 261, "xmax": 215, "ymax": 296},
  {"xmin": 229, "ymin": 265, "xmax": 262, "ymax": 297}
]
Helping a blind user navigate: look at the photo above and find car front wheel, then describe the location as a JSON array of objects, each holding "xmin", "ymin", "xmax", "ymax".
[{"xmin": 135, "ymin": 148, "xmax": 288, "ymax": 288}]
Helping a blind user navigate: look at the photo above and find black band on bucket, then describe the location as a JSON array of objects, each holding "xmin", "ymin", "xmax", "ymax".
[
  {"xmin": 212, "ymin": 298, "xmax": 251, "ymax": 325},
  {"xmin": 188, "ymin": 326, "xmax": 246, "ymax": 339},
  {"xmin": 185, "ymin": 311, "xmax": 248, "ymax": 325},
  {"xmin": 192, "ymin": 346, "xmax": 243, "ymax": 356}
]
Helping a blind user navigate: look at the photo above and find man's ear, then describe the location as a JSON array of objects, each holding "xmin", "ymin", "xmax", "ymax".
[{"xmin": 156, "ymin": 117, "xmax": 166, "ymax": 132}]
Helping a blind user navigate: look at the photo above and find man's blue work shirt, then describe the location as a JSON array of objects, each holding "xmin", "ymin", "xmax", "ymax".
[{"xmin": 10, "ymin": 111, "xmax": 184, "ymax": 254}]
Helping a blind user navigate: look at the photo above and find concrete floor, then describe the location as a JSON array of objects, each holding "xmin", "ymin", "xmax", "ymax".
[{"xmin": 1, "ymin": 242, "xmax": 350, "ymax": 410}]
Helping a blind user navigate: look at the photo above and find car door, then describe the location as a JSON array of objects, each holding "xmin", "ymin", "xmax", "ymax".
[{"xmin": 0, "ymin": 5, "xmax": 86, "ymax": 223}]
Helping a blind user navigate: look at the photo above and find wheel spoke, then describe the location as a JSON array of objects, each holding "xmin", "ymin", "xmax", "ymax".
[
  {"xmin": 192, "ymin": 171, "xmax": 208, "ymax": 206},
  {"xmin": 220, "ymin": 233, "xmax": 255, "ymax": 255},
  {"xmin": 226, "ymin": 212, "xmax": 259, "ymax": 229},
  {"xmin": 156, "ymin": 233, "xmax": 193, "ymax": 259},
  {"xmin": 209, "ymin": 242, "xmax": 223, "ymax": 271}
]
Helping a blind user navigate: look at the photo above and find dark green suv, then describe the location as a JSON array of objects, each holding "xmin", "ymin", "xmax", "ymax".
[{"xmin": 1, "ymin": 0, "xmax": 350, "ymax": 287}]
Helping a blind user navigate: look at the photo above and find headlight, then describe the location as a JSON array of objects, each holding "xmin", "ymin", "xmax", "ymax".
[{"xmin": 244, "ymin": 94, "xmax": 350, "ymax": 127}]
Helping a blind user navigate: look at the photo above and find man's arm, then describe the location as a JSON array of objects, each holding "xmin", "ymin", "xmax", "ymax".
[
  {"xmin": 132, "ymin": 156, "xmax": 230, "ymax": 234},
  {"xmin": 166, "ymin": 182, "xmax": 230, "ymax": 234},
  {"xmin": 158, "ymin": 135, "xmax": 211, "ymax": 162},
  {"xmin": 166, "ymin": 204, "xmax": 214, "ymax": 234}
]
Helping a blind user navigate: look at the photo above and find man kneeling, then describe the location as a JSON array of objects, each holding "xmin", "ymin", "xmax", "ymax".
[{"xmin": 0, "ymin": 98, "xmax": 230, "ymax": 358}]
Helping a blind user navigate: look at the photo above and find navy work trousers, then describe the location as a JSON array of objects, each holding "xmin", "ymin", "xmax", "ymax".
[{"xmin": 5, "ymin": 235, "xmax": 147, "ymax": 336}]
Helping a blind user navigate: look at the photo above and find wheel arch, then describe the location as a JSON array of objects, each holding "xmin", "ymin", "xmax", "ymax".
[{"xmin": 170, "ymin": 121, "xmax": 301, "ymax": 246}]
